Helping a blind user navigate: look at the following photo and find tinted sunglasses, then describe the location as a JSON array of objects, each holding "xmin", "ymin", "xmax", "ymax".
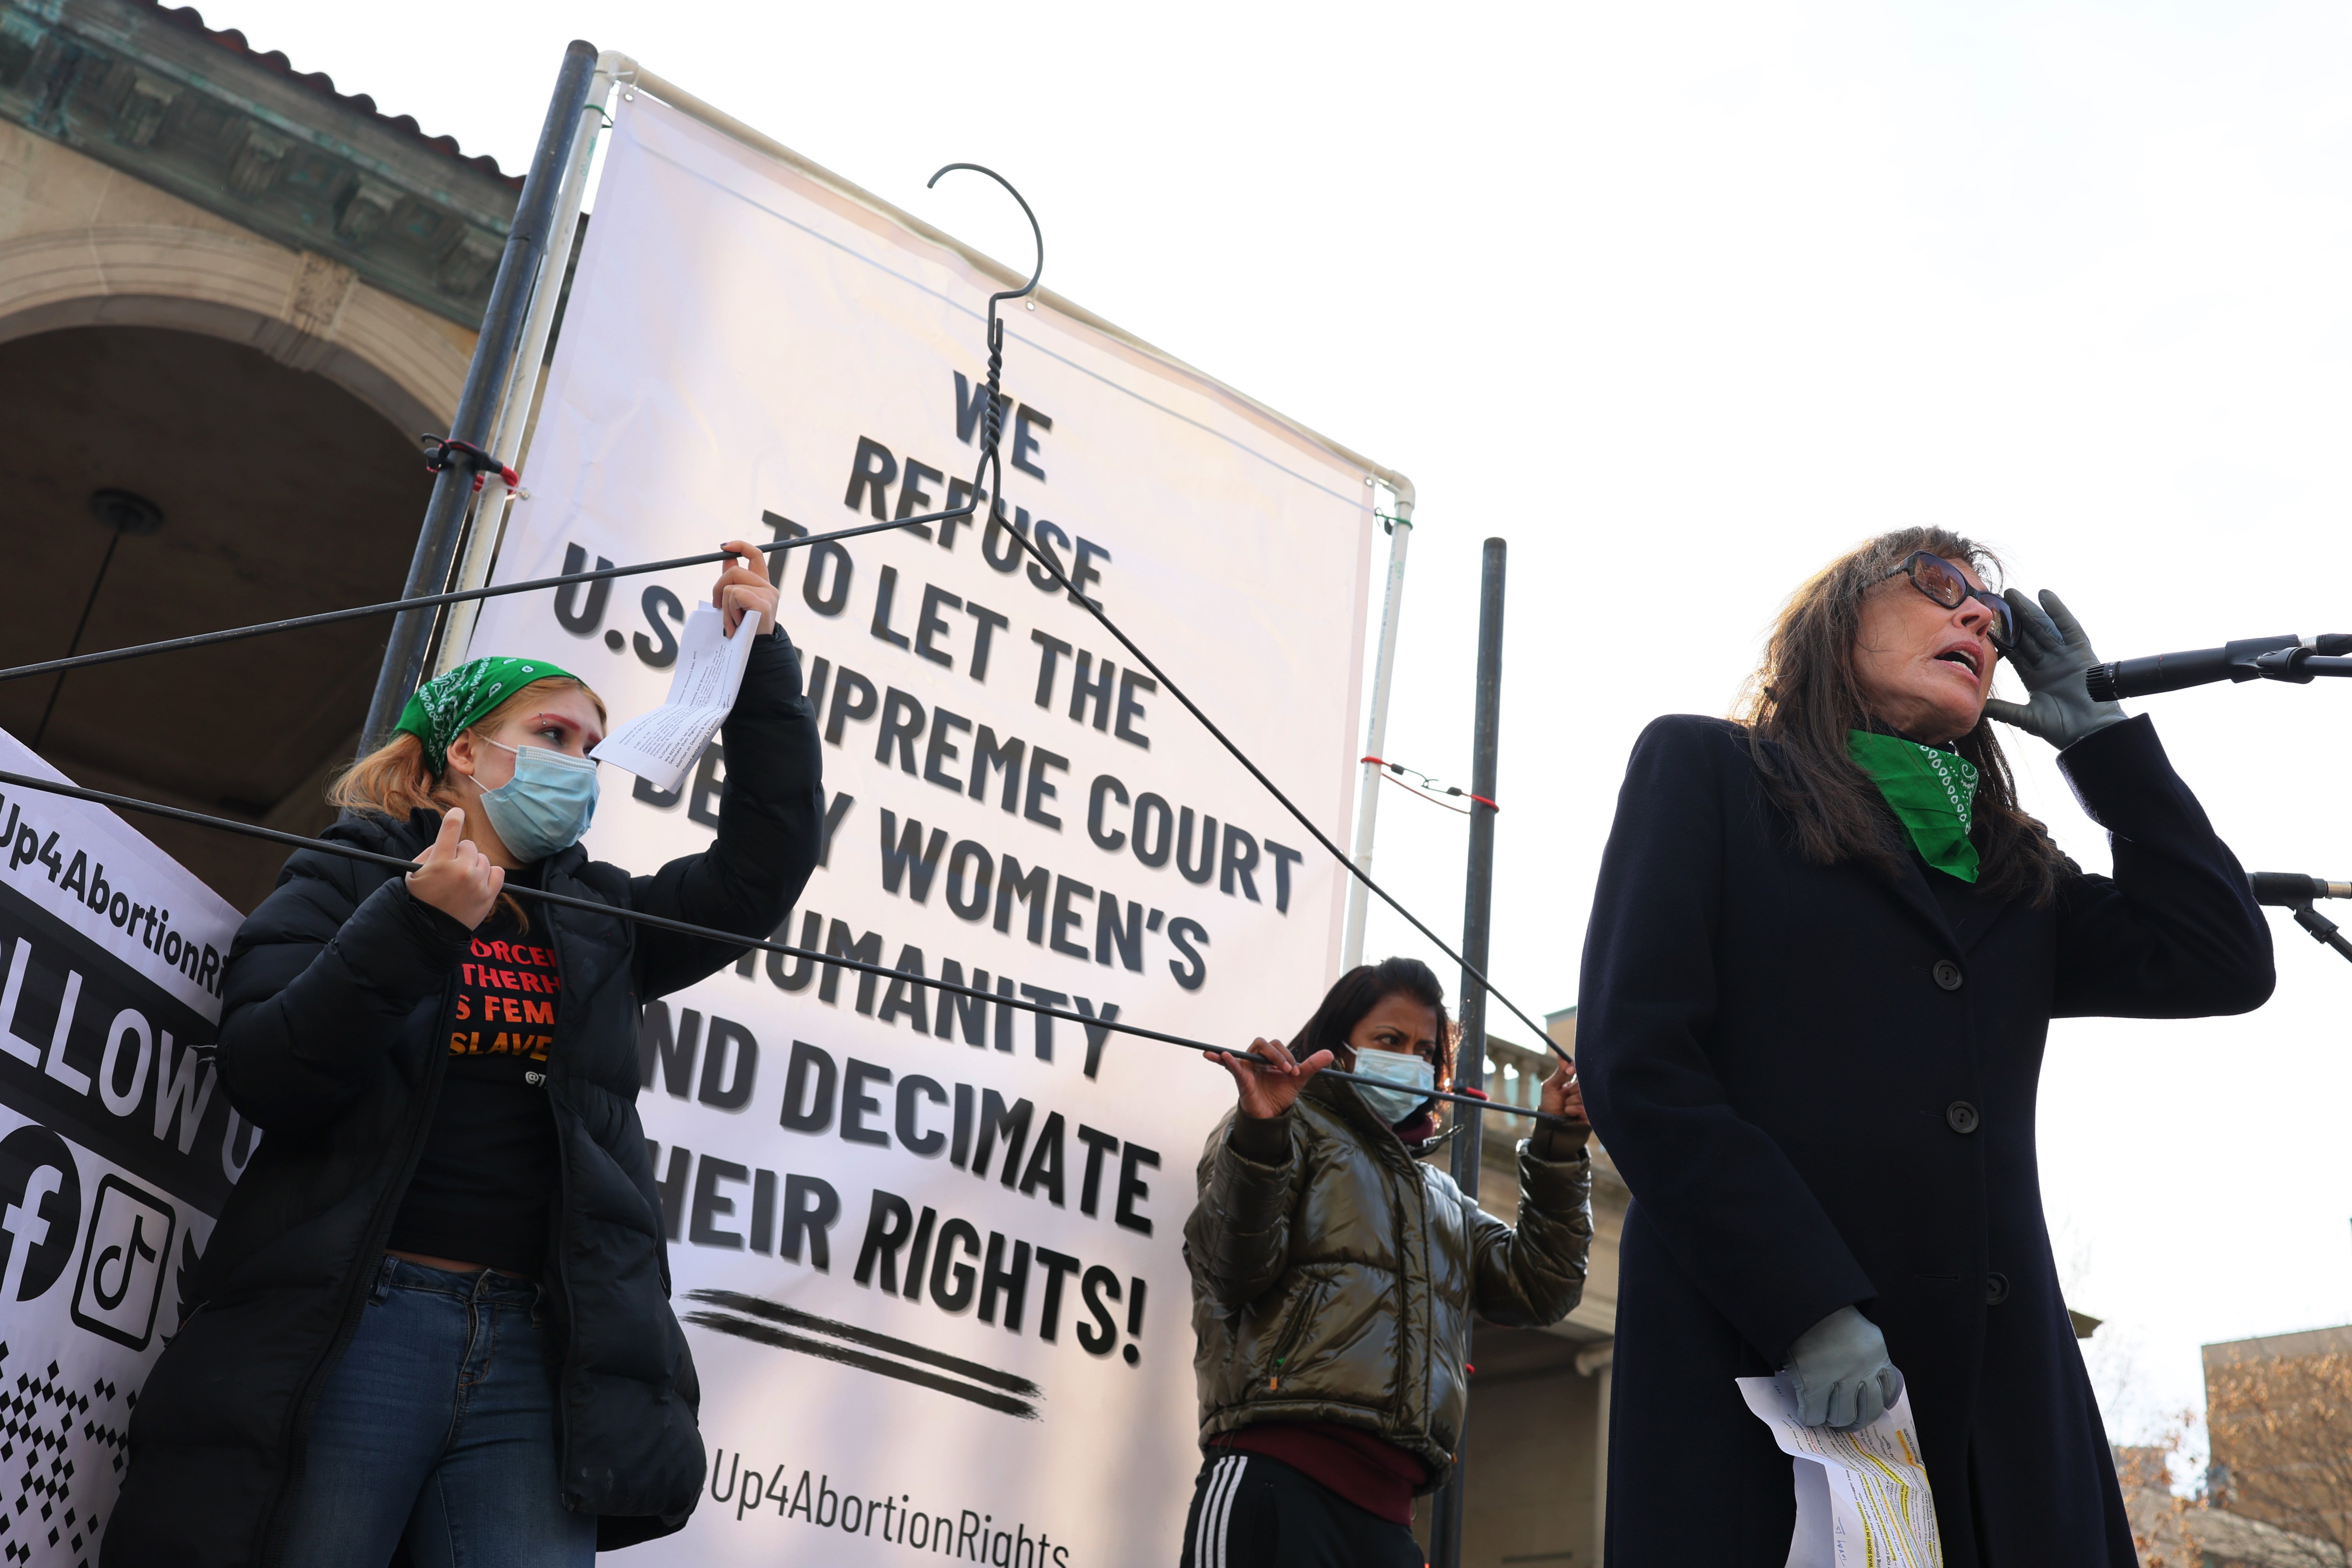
[{"xmin": 1889, "ymin": 552, "xmax": 2013, "ymax": 649}]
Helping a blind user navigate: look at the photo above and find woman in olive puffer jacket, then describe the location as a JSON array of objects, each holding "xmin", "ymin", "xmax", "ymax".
[{"xmin": 1182, "ymin": 956, "xmax": 1595, "ymax": 1568}]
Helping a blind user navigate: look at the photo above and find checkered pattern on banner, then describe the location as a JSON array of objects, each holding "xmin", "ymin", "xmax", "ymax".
[{"xmin": 0, "ymin": 1342, "xmax": 131, "ymax": 1567}]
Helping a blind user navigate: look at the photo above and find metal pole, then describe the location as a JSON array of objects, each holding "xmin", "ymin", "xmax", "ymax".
[
  {"xmin": 434, "ymin": 49, "xmax": 622, "ymax": 676},
  {"xmin": 358, "ymin": 38, "xmax": 602, "ymax": 749},
  {"xmin": 1341, "ymin": 482, "xmax": 1414, "ymax": 970},
  {"xmin": 1430, "ymin": 535, "xmax": 1506, "ymax": 1568}
]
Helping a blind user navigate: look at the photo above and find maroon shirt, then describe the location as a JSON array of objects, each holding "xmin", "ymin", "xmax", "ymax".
[{"xmin": 1212, "ymin": 1422, "xmax": 1429, "ymax": 1523}]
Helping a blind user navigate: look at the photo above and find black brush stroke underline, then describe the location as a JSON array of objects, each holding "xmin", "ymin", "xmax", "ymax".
[
  {"xmin": 684, "ymin": 1310, "xmax": 1039, "ymax": 1420},
  {"xmin": 686, "ymin": 1288, "xmax": 1041, "ymax": 1395}
]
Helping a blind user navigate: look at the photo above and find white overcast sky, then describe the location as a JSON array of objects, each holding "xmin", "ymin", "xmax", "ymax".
[{"xmin": 207, "ymin": 0, "xmax": 2352, "ymax": 1458}]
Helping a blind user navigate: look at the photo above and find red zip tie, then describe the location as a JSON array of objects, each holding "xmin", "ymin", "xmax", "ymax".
[
  {"xmin": 1360, "ymin": 755, "xmax": 1498, "ymax": 812},
  {"xmin": 421, "ymin": 434, "xmax": 524, "ymax": 495}
]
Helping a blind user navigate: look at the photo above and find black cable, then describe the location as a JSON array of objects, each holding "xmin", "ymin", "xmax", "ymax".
[
  {"xmin": 980, "ymin": 499, "xmax": 1570, "ymax": 1063},
  {"xmin": 0, "ymin": 515, "xmax": 1573, "ymax": 1065},
  {"xmin": 0, "ymin": 500, "xmax": 1571, "ymax": 1062},
  {"xmin": 0, "ymin": 768, "xmax": 1570, "ymax": 1125},
  {"xmin": 0, "ymin": 506, "xmax": 973, "ymax": 688},
  {"xmin": 32, "ymin": 529, "xmax": 122, "ymax": 747},
  {"xmin": 0, "ymin": 258, "xmax": 1564, "ymax": 1062},
  {"xmin": 0, "ymin": 498, "xmax": 1569, "ymax": 1063}
]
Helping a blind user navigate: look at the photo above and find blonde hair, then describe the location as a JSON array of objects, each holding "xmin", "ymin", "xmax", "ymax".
[{"xmin": 330, "ymin": 675, "xmax": 607, "ymax": 929}]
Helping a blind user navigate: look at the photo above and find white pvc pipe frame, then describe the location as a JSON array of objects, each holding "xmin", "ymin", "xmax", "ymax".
[
  {"xmin": 434, "ymin": 52, "xmax": 1419, "ymax": 981},
  {"xmin": 1341, "ymin": 498, "xmax": 1412, "ymax": 971}
]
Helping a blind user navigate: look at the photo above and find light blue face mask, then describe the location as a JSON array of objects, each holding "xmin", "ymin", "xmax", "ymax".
[
  {"xmin": 475, "ymin": 739, "xmax": 600, "ymax": 862},
  {"xmin": 1350, "ymin": 1047, "xmax": 1436, "ymax": 1125}
]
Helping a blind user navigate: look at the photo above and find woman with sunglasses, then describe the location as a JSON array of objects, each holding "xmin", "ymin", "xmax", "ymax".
[
  {"xmin": 106, "ymin": 543, "xmax": 820, "ymax": 1567},
  {"xmin": 1577, "ymin": 528, "xmax": 2270, "ymax": 1568}
]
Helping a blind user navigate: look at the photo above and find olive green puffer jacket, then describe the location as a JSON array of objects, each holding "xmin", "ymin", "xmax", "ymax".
[{"xmin": 1183, "ymin": 1071, "xmax": 1595, "ymax": 1489}]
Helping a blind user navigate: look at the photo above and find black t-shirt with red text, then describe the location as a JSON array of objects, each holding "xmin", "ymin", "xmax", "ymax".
[{"xmin": 387, "ymin": 877, "xmax": 566, "ymax": 1276}]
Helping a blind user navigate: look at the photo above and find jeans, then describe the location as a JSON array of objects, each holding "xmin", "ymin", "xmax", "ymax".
[{"xmin": 276, "ymin": 1256, "xmax": 595, "ymax": 1568}]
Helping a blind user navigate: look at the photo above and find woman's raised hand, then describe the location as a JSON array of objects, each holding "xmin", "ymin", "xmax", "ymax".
[
  {"xmin": 715, "ymin": 538, "xmax": 782, "ymax": 637},
  {"xmin": 1540, "ymin": 1058, "xmax": 1593, "ymax": 1150},
  {"xmin": 1981, "ymin": 588, "xmax": 2127, "ymax": 751},
  {"xmin": 405, "ymin": 808, "xmax": 504, "ymax": 928},
  {"xmin": 1206, "ymin": 1037, "xmax": 1334, "ymax": 1121}
]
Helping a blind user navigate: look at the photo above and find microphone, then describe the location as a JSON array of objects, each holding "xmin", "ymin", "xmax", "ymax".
[
  {"xmin": 2251, "ymin": 873, "xmax": 2352, "ymax": 907},
  {"xmin": 2085, "ymin": 633, "xmax": 2352, "ymax": 701},
  {"xmin": 2085, "ymin": 635, "xmax": 2300, "ymax": 701}
]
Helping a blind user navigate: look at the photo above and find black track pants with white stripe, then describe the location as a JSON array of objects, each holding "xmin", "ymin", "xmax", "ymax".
[{"xmin": 1178, "ymin": 1451, "xmax": 1424, "ymax": 1568}]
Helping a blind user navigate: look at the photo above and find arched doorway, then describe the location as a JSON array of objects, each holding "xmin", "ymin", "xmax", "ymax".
[{"xmin": 0, "ymin": 324, "xmax": 430, "ymax": 909}]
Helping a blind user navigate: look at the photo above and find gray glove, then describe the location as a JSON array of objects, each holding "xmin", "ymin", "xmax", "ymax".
[
  {"xmin": 1981, "ymin": 588, "xmax": 2129, "ymax": 751},
  {"xmin": 1784, "ymin": 1305, "xmax": 1904, "ymax": 1431}
]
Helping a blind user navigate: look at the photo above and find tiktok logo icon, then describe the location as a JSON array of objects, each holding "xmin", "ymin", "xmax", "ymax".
[{"xmin": 72, "ymin": 1174, "xmax": 176, "ymax": 1350}]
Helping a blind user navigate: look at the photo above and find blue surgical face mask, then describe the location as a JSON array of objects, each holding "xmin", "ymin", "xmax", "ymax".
[
  {"xmin": 475, "ymin": 739, "xmax": 600, "ymax": 862},
  {"xmin": 1351, "ymin": 1047, "xmax": 1436, "ymax": 1125}
]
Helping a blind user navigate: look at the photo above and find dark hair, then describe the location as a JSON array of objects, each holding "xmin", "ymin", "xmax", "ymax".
[
  {"xmin": 1733, "ymin": 526, "xmax": 2065, "ymax": 905},
  {"xmin": 1292, "ymin": 957, "xmax": 1455, "ymax": 1084}
]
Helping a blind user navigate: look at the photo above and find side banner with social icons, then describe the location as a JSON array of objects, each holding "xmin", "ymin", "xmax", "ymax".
[{"xmin": 0, "ymin": 727, "xmax": 244, "ymax": 1562}]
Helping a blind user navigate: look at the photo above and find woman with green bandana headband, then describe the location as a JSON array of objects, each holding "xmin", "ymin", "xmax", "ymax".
[
  {"xmin": 1575, "ymin": 527, "xmax": 2272, "ymax": 1568},
  {"xmin": 1178, "ymin": 958, "xmax": 1595, "ymax": 1568},
  {"xmin": 110, "ymin": 541, "xmax": 824, "ymax": 1568}
]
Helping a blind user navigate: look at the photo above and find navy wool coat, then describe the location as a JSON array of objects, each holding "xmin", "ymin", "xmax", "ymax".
[{"xmin": 1577, "ymin": 714, "xmax": 2271, "ymax": 1568}]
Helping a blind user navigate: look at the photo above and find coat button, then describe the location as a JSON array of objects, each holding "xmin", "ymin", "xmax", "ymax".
[
  {"xmin": 1985, "ymin": 1272, "xmax": 2010, "ymax": 1306},
  {"xmin": 1933, "ymin": 959, "xmax": 1964, "ymax": 991},
  {"xmin": 1946, "ymin": 1101, "xmax": 1980, "ymax": 1135}
]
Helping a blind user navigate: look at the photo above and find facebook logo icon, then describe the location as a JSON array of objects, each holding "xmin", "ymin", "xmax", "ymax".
[
  {"xmin": 71, "ymin": 1175, "xmax": 176, "ymax": 1350},
  {"xmin": 0, "ymin": 1122, "xmax": 80, "ymax": 1306}
]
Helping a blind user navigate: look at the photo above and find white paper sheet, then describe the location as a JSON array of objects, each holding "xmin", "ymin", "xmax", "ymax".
[
  {"xmin": 589, "ymin": 603, "xmax": 763, "ymax": 792},
  {"xmin": 1736, "ymin": 1377, "xmax": 1944, "ymax": 1568}
]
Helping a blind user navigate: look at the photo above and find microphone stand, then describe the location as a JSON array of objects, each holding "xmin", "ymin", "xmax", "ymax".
[
  {"xmin": 2289, "ymin": 905, "xmax": 2352, "ymax": 967},
  {"xmin": 2246, "ymin": 646, "xmax": 2352, "ymax": 685},
  {"xmin": 2251, "ymin": 876, "xmax": 2352, "ymax": 968}
]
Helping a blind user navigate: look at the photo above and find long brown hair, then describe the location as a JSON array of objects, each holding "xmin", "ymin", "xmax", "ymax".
[
  {"xmin": 329, "ymin": 675, "xmax": 607, "ymax": 928},
  {"xmin": 1733, "ymin": 527, "xmax": 2065, "ymax": 905}
]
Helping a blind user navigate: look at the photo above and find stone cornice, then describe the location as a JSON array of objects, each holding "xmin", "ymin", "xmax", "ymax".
[{"xmin": 0, "ymin": 0, "xmax": 519, "ymax": 325}]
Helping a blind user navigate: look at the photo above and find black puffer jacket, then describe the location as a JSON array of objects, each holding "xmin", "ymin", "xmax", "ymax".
[
  {"xmin": 106, "ymin": 633, "xmax": 821, "ymax": 1567},
  {"xmin": 1185, "ymin": 1073, "xmax": 1595, "ymax": 1486}
]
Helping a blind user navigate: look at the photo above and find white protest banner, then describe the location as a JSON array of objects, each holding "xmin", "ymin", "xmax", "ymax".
[
  {"xmin": 466, "ymin": 92, "xmax": 1381, "ymax": 1567},
  {"xmin": 0, "ymin": 728, "xmax": 247, "ymax": 1562}
]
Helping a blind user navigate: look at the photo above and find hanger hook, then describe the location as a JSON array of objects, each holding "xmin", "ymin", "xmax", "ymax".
[
  {"xmin": 927, "ymin": 162, "xmax": 1044, "ymax": 310},
  {"xmin": 927, "ymin": 162, "xmax": 1044, "ymax": 524}
]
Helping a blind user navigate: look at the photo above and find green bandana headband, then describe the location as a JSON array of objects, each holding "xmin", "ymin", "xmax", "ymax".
[
  {"xmin": 396, "ymin": 656, "xmax": 582, "ymax": 775},
  {"xmin": 1847, "ymin": 730, "xmax": 1981, "ymax": 883}
]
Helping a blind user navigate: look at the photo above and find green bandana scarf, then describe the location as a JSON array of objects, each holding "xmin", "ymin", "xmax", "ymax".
[
  {"xmin": 1847, "ymin": 730, "xmax": 1982, "ymax": 883},
  {"xmin": 396, "ymin": 656, "xmax": 581, "ymax": 775}
]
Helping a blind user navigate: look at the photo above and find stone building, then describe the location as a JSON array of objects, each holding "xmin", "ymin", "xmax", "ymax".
[
  {"xmin": 0, "ymin": 0, "xmax": 517, "ymax": 907},
  {"xmin": 2194, "ymin": 1323, "xmax": 2352, "ymax": 1562}
]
